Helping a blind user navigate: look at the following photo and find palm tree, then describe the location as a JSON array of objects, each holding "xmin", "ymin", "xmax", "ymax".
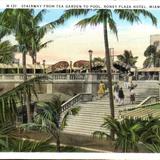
[
  {"xmin": 58, "ymin": 9, "xmax": 157, "ymax": 134},
  {"xmin": 92, "ymin": 57, "xmax": 105, "ymax": 67},
  {"xmin": 143, "ymin": 45, "xmax": 160, "ymax": 68},
  {"xmin": 0, "ymin": 40, "xmax": 16, "ymax": 64},
  {"xmin": 26, "ymin": 10, "xmax": 53, "ymax": 64},
  {"xmin": 93, "ymin": 117, "xmax": 142, "ymax": 152},
  {"xmin": 117, "ymin": 50, "xmax": 138, "ymax": 68},
  {"xmin": 0, "ymin": 9, "xmax": 36, "ymax": 123},
  {"xmin": 140, "ymin": 116, "xmax": 160, "ymax": 144},
  {"xmin": 0, "ymin": 76, "xmax": 42, "ymax": 124},
  {"xmin": 33, "ymin": 95, "xmax": 79, "ymax": 152},
  {"xmin": 0, "ymin": 9, "xmax": 58, "ymax": 122}
]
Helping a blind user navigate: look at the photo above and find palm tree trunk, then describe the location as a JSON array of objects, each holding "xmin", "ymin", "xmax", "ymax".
[
  {"xmin": 103, "ymin": 19, "xmax": 115, "ymax": 118},
  {"xmin": 22, "ymin": 52, "xmax": 32, "ymax": 123},
  {"xmin": 103, "ymin": 18, "xmax": 115, "ymax": 139},
  {"xmin": 56, "ymin": 136, "xmax": 61, "ymax": 152},
  {"xmin": 153, "ymin": 53, "xmax": 156, "ymax": 67},
  {"xmin": 32, "ymin": 54, "xmax": 37, "ymax": 64}
]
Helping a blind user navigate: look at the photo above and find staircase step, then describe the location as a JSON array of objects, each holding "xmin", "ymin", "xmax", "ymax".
[{"xmin": 64, "ymin": 83, "xmax": 159, "ymax": 136}]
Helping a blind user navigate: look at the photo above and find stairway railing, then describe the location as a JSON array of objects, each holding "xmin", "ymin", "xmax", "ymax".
[
  {"xmin": 119, "ymin": 95, "xmax": 159, "ymax": 119},
  {"xmin": 136, "ymin": 95, "xmax": 159, "ymax": 107},
  {"xmin": 61, "ymin": 93, "xmax": 93, "ymax": 112}
]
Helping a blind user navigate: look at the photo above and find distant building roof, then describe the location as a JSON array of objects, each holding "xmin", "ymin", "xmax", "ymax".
[{"xmin": 73, "ymin": 60, "xmax": 89, "ymax": 68}]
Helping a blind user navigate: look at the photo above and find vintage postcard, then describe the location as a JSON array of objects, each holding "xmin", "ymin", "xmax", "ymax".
[{"xmin": 0, "ymin": 1, "xmax": 160, "ymax": 160}]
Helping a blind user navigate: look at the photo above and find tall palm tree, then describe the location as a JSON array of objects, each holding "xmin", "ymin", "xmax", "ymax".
[
  {"xmin": 26, "ymin": 10, "xmax": 53, "ymax": 64},
  {"xmin": 117, "ymin": 50, "xmax": 138, "ymax": 68},
  {"xmin": 58, "ymin": 9, "xmax": 157, "ymax": 128},
  {"xmin": 33, "ymin": 96, "xmax": 79, "ymax": 152},
  {"xmin": 0, "ymin": 9, "xmax": 58, "ymax": 122},
  {"xmin": 0, "ymin": 9, "xmax": 36, "ymax": 123}
]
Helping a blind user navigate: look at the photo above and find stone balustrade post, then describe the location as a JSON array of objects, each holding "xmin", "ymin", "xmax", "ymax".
[
  {"xmin": 67, "ymin": 74, "xmax": 70, "ymax": 80},
  {"xmin": 86, "ymin": 73, "xmax": 97, "ymax": 95}
]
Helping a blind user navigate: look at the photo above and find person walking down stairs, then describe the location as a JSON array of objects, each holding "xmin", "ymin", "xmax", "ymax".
[{"xmin": 98, "ymin": 81, "xmax": 106, "ymax": 99}]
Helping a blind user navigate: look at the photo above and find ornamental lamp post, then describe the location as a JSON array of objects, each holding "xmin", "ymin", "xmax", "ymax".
[
  {"xmin": 42, "ymin": 60, "xmax": 46, "ymax": 74},
  {"xmin": 88, "ymin": 50, "xmax": 93, "ymax": 72}
]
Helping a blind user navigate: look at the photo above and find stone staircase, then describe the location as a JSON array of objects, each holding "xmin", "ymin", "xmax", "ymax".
[
  {"xmin": 63, "ymin": 96, "xmax": 138, "ymax": 136},
  {"xmin": 63, "ymin": 81, "xmax": 159, "ymax": 136}
]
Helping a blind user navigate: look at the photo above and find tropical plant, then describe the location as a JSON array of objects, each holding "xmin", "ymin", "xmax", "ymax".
[
  {"xmin": 144, "ymin": 143, "xmax": 160, "ymax": 153},
  {"xmin": 58, "ymin": 10, "xmax": 157, "ymax": 140},
  {"xmin": 143, "ymin": 45, "xmax": 160, "ymax": 68},
  {"xmin": 0, "ymin": 76, "xmax": 42, "ymax": 124},
  {"xmin": 0, "ymin": 9, "xmax": 58, "ymax": 122},
  {"xmin": 7, "ymin": 137, "xmax": 53, "ymax": 152},
  {"xmin": 140, "ymin": 116, "xmax": 160, "ymax": 144},
  {"xmin": 92, "ymin": 57, "xmax": 105, "ymax": 70},
  {"xmin": 117, "ymin": 50, "xmax": 138, "ymax": 68},
  {"xmin": 93, "ymin": 116, "xmax": 160, "ymax": 152},
  {"xmin": 0, "ymin": 122, "xmax": 53, "ymax": 152},
  {"xmin": 26, "ymin": 10, "xmax": 54, "ymax": 64},
  {"xmin": 0, "ymin": 122, "xmax": 14, "ymax": 151},
  {"xmin": 0, "ymin": 40, "xmax": 16, "ymax": 64},
  {"xmin": 32, "ymin": 95, "xmax": 80, "ymax": 152},
  {"xmin": 93, "ymin": 117, "xmax": 144, "ymax": 152}
]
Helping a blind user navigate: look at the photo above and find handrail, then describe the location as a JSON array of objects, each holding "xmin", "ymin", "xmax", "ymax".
[
  {"xmin": 61, "ymin": 93, "xmax": 93, "ymax": 112},
  {"xmin": 119, "ymin": 95, "xmax": 159, "ymax": 119},
  {"xmin": 136, "ymin": 95, "xmax": 159, "ymax": 107}
]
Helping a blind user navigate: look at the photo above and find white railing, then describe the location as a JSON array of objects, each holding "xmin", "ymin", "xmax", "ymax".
[
  {"xmin": 136, "ymin": 95, "xmax": 159, "ymax": 107},
  {"xmin": 0, "ymin": 74, "xmax": 42, "ymax": 81},
  {"xmin": 0, "ymin": 73, "xmax": 120, "ymax": 81},
  {"xmin": 61, "ymin": 93, "xmax": 93, "ymax": 112}
]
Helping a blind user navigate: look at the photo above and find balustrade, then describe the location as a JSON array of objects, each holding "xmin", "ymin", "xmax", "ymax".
[
  {"xmin": 61, "ymin": 93, "xmax": 93, "ymax": 112},
  {"xmin": 0, "ymin": 73, "xmax": 120, "ymax": 81}
]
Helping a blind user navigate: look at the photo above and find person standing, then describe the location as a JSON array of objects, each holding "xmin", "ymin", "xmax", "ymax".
[
  {"xmin": 128, "ymin": 72, "xmax": 133, "ymax": 88},
  {"xmin": 118, "ymin": 87, "xmax": 125, "ymax": 105},
  {"xmin": 98, "ymin": 81, "xmax": 106, "ymax": 98},
  {"xmin": 124, "ymin": 75, "xmax": 128, "ymax": 88},
  {"xmin": 113, "ymin": 82, "xmax": 119, "ymax": 102},
  {"xmin": 130, "ymin": 88, "xmax": 135, "ymax": 104}
]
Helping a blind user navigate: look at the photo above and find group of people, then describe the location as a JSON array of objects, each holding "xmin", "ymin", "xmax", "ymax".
[
  {"xmin": 123, "ymin": 72, "xmax": 133, "ymax": 89},
  {"xmin": 114, "ymin": 81, "xmax": 136, "ymax": 106},
  {"xmin": 97, "ymin": 78, "xmax": 137, "ymax": 106}
]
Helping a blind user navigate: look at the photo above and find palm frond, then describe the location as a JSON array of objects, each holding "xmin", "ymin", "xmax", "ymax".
[
  {"xmin": 34, "ymin": 10, "xmax": 47, "ymax": 25},
  {"xmin": 144, "ymin": 143, "xmax": 160, "ymax": 153},
  {"xmin": 114, "ymin": 10, "xmax": 141, "ymax": 24},
  {"xmin": 134, "ymin": 10, "xmax": 157, "ymax": 26},
  {"xmin": 8, "ymin": 137, "xmax": 53, "ymax": 152},
  {"xmin": 0, "ymin": 76, "xmax": 42, "ymax": 123}
]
